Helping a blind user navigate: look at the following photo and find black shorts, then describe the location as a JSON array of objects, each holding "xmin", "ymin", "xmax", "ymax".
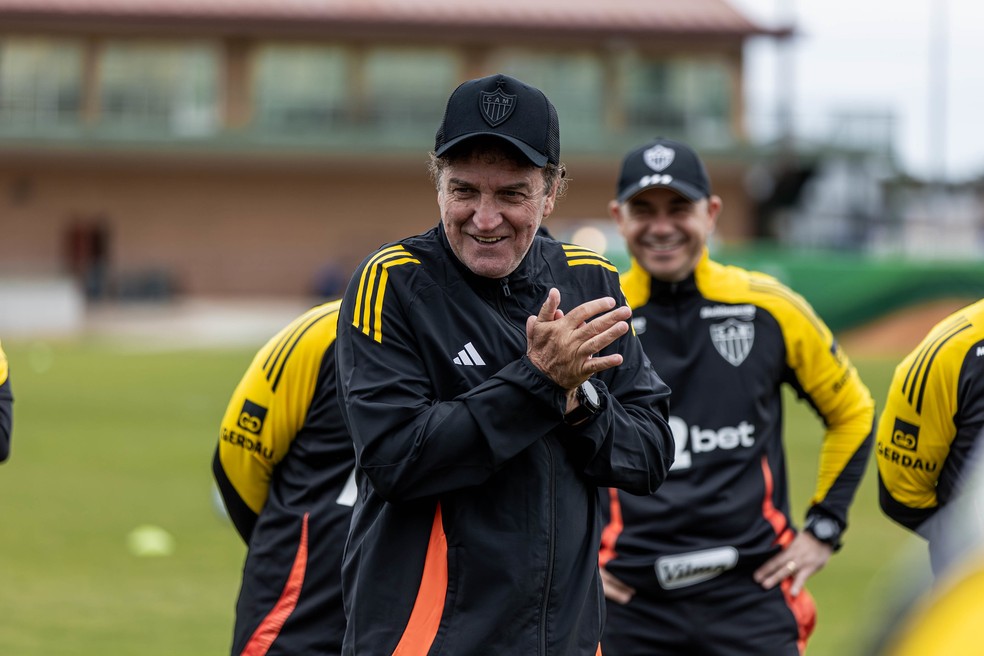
[{"xmin": 601, "ymin": 573, "xmax": 816, "ymax": 656}]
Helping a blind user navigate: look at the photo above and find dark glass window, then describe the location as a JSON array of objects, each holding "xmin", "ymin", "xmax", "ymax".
[
  {"xmin": 364, "ymin": 49, "xmax": 455, "ymax": 129},
  {"xmin": 100, "ymin": 41, "xmax": 219, "ymax": 136},
  {"xmin": 254, "ymin": 45, "xmax": 349, "ymax": 132},
  {"xmin": 0, "ymin": 38, "xmax": 82, "ymax": 131}
]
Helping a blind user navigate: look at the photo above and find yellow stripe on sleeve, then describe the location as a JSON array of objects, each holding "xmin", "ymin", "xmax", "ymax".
[
  {"xmin": 352, "ymin": 246, "xmax": 419, "ymax": 343},
  {"xmin": 562, "ymin": 244, "xmax": 619, "ymax": 273}
]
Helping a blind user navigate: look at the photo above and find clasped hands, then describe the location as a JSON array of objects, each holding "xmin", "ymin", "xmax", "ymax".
[{"xmin": 525, "ymin": 288, "xmax": 631, "ymax": 413}]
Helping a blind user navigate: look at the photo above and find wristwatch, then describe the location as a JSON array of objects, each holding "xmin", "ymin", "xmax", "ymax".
[
  {"xmin": 563, "ymin": 380, "xmax": 602, "ymax": 425},
  {"xmin": 803, "ymin": 514, "xmax": 843, "ymax": 552}
]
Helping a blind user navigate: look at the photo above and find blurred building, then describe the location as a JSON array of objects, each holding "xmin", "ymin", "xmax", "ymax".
[
  {"xmin": 766, "ymin": 154, "xmax": 984, "ymax": 260},
  {"xmin": 0, "ymin": 0, "xmax": 788, "ymax": 299},
  {"xmin": 881, "ymin": 177, "xmax": 984, "ymax": 260}
]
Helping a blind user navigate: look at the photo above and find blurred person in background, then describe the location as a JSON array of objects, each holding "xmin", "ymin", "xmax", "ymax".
[
  {"xmin": 0, "ymin": 339, "xmax": 12, "ymax": 462},
  {"xmin": 877, "ymin": 524, "xmax": 984, "ymax": 656},
  {"xmin": 334, "ymin": 73, "xmax": 674, "ymax": 655},
  {"xmin": 874, "ymin": 427, "xmax": 984, "ymax": 656},
  {"xmin": 600, "ymin": 137, "xmax": 876, "ymax": 655},
  {"xmin": 212, "ymin": 300, "xmax": 355, "ymax": 655},
  {"xmin": 875, "ymin": 298, "xmax": 984, "ymax": 574}
]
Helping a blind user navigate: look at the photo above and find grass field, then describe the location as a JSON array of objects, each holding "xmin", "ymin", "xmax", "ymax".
[{"xmin": 0, "ymin": 336, "xmax": 928, "ymax": 655}]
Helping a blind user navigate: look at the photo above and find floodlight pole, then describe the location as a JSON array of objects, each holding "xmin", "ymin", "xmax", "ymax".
[
  {"xmin": 774, "ymin": 0, "xmax": 796, "ymax": 162},
  {"xmin": 929, "ymin": 0, "xmax": 948, "ymax": 185}
]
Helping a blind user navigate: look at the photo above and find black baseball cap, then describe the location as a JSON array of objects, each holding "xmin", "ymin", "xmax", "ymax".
[
  {"xmin": 615, "ymin": 137, "xmax": 712, "ymax": 203},
  {"xmin": 434, "ymin": 74, "xmax": 560, "ymax": 167}
]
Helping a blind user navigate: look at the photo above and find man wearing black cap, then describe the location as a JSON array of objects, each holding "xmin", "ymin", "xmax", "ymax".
[
  {"xmin": 333, "ymin": 75, "xmax": 674, "ymax": 655},
  {"xmin": 599, "ymin": 138, "xmax": 876, "ymax": 655}
]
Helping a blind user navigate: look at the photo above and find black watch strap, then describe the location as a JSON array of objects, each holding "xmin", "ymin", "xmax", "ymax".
[
  {"xmin": 804, "ymin": 513, "xmax": 843, "ymax": 551},
  {"xmin": 564, "ymin": 381, "xmax": 601, "ymax": 425}
]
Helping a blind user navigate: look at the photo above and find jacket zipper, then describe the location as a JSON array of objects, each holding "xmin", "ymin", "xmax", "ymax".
[
  {"xmin": 670, "ymin": 282, "xmax": 687, "ymax": 354},
  {"xmin": 496, "ymin": 275, "xmax": 557, "ymax": 653},
  {"xmin": 539, "ymin": 438, "xmax": 556, "ymax": 656},
  {"xmin": 495, "ymin": 277, "xmax": 526, "ymax": 340},
  {"xmin": 491, "ymin": 274, "xmax": 556, "ymax": 651}
]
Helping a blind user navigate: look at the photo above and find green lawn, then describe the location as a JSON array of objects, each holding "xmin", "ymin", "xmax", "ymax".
[
  {"xmin": 0, "ymin": 338, "xmax": 251, "ymax": 655},
  {"xmin": 0, "ymin": 337, "xmax": 924, "ymax": 655}
]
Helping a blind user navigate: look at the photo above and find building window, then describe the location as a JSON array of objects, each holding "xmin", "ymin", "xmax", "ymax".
[
  {"xmin": 254, "ymin": 45, "xmax": 349, "ymax": 132},
  {"xmin": 621, "ymin": 56, "xmax": 732, "ymax": 144},
  {"xmin": 0, "ymin": 38, "xmax": 82, "ymax": 131},
  {"xmin": 364, "ymin": 49, "xmax": 455, "ymax": 130},
  {"xmin": 492, "ymin": 51, "xmax": 604, "ymax": 142},
  {"xmin": 100, "ymin": 41, "xmax": 219, "ymax": 136}
]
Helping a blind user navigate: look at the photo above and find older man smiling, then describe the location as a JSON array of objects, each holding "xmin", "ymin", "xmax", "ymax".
[{"xmin": 334, "ymin": 74, "xmax": 675, "ymax": 656}]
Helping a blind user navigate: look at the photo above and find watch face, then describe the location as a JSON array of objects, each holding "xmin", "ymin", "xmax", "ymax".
[
  {"xmin": 812, "ymin": 517, "xmax": 838, "ymax": 541},
  {"xmin": 581, "ymin": 381, "xmax": 600, "ymax": 408}
]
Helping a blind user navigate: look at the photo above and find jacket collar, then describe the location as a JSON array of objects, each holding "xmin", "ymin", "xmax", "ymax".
[{"xmin": 625, "ymin": 248, "xmax": 711, "ymax": 306}]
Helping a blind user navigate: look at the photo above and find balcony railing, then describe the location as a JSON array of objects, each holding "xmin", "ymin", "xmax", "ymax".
[{"xmin": 0, "ymin": 108, "xmax": 737, "ymax": 158}]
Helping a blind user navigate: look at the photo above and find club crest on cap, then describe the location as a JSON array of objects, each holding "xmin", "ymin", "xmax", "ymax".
[
  {"xmin": 643, "ymin": 144, "xmax": 675, "ymax": 172},
  {"xmin": 480, "ymin": 86, "xmax": 517, "ymax": 127}
]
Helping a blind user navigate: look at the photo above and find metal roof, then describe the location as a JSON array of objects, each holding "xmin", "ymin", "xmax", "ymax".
[{"xmin": 0, "ymin": 0, "xmax": 787, "ymax": 38}]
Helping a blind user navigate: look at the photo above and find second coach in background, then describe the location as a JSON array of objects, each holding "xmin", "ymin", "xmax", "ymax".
[
  {"xmin": 213, "ymin": 300, "xmax": 355, "ymax": 655},
  {"xmin": 600, "ymin": 138, "xmax": 876, "ymax": 656},
  {"xmin": 335, "ymin": 74, "xmax": 674, "ymax": 655}
]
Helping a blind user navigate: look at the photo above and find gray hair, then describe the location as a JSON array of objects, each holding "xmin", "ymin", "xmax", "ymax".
[{"xmin": 428, "ymin": 138, "xmax": 568, "ymax": 198}]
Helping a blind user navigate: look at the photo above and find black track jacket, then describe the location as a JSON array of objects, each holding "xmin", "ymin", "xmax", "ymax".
[
  {"xmin": 602, "ymin": 253, "xmax": 874, "ymax": 597},
  {"xmin": 335, "ymin": 224, "xmax": 674, "ymax": 656}
]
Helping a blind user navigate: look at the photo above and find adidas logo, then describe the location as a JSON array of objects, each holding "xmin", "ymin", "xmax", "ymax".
[{"xmin": 453, "ymin": 342, "xmax": 486, "ymax": 366}]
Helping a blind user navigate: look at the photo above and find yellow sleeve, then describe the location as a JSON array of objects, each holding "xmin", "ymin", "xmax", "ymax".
[
  {"xmin": 0, "ymin": 340, "xmax": 8, "ymax": 385},
  {"xmin": 216, "ymin": 301, "xmax": 340, "ymax": 514},
  {"xmin": 763, "ymin": 282, "xmax": 876, "ymax": 507},
  {"xmin": 876, "ymin": 311, "xmax": 974, "ymax": 513}
]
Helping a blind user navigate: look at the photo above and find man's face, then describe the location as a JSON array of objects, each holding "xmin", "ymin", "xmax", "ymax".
[
  {"xmin": 610, "ymin": 186, "xmax": 722, "ymax": 282},
  {"xmin": 438, "ymin": 151, "xmax": 557, "ymax": 279}
]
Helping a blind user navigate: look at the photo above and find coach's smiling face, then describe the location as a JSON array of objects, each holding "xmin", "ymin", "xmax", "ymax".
[{"xmin": 438, "ymin": 147, "xmax": 557, "ymax": 280}]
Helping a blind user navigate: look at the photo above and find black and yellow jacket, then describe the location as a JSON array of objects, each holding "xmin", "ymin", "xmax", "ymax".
[
  {"xmin": 212, "ymin": 301, "xmax": 356, "ymax": 656},
  {"xmin": 877, "ymin": 299, "xmax": 984, "ymax": 537},
  {"xmin": 601, "ymin": 252, "xmax": 874, "ymax": 596},
  {"xmin": 335, "ymin": 224, "xmax": 674, "ymax": 656},
  {"xmin": 0, "ymin": 339, "xmax": 11, "ymax": 462}
]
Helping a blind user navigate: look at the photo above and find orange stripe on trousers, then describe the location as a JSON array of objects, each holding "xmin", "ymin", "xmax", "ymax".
[
  {"xmin": 759, "ymin": 455, "xmax": 793, "ymax": 547},
  {"xmin": 393, "ymin": 503, "xmax": 448, "ymax": 656},
  {"xmin": 599, "ymin": 488, "xmax": 623, "ymax": 567},
  {"xmin": 241, "ymin": 512, "xmax": 310, "ymax": 656},
  {"xmin": 781, "ymin": 577, "xmax": 817, "ymax": 655}
]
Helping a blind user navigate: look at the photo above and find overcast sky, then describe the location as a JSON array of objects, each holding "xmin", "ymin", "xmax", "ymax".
[{"xmin": 731, "ymin": 0, "xmax": 983, "ymax": 182}]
